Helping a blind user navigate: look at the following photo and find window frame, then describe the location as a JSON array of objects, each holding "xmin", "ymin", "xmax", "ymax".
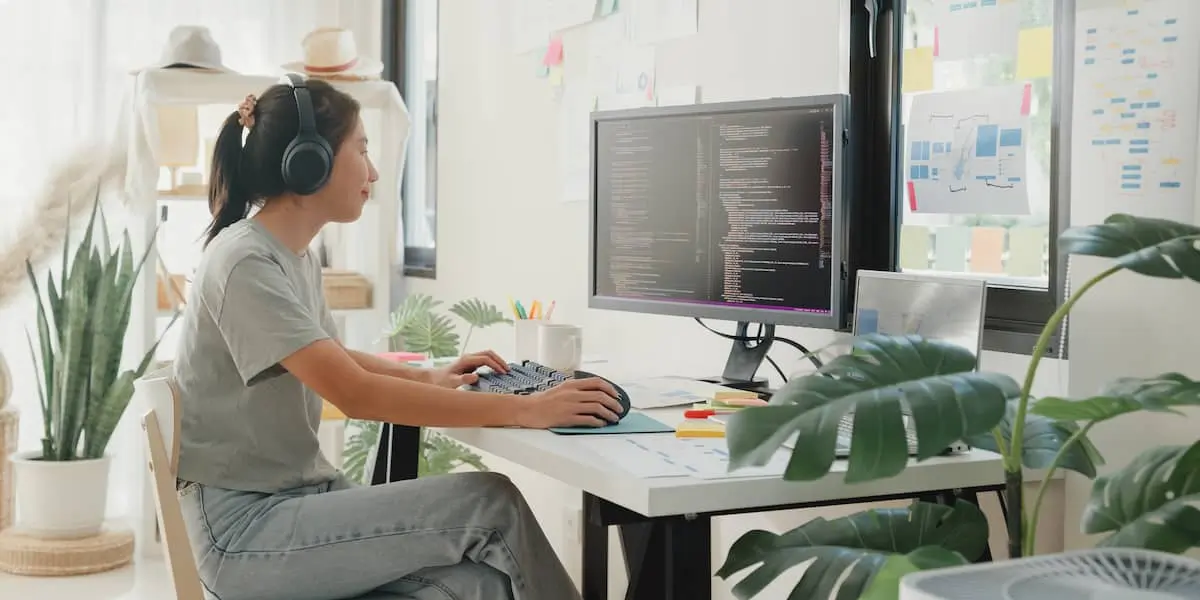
[
  {"xmin": 383, "ymin": 0, "xmax": 438, "ymax": 279},
  {"xmin": 852, "ymin": 0, "xmax": 1075, "ymax": 357}
]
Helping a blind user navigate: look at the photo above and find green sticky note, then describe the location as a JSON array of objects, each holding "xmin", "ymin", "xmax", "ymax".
[
  {"xmin": 934, "ymin": 226, "xmax": 970, "ymax": 273},
  {"xmin": 899, "ymin": 225, "xmax": 931, "ymax": 270},
  {"xmin": 1007, "ymin": 227, "xmax": 1046, "ymax": 277},
  {"xmin": 598, "ymin": 0, "xmax": 619, "ymax": 17}
]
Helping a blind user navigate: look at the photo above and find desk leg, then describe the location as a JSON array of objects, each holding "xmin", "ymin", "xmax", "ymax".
[
  {"xmin": 582, "ymin": 496, "xmax": 609, "ymax": 600},
  {"xmin": 619, "ymin": 517, "xmax": 711, "ymax": 600}
]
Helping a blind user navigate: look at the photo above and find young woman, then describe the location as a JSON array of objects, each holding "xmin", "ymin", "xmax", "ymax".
[{"xmin": 172, "ymin": 76, "xmax": 622, "ymax": 600}]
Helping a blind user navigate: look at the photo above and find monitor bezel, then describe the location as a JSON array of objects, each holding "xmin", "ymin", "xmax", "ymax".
[{"xmin": 587, "ymin": 94, "xmax": 851, "ymax": 329}]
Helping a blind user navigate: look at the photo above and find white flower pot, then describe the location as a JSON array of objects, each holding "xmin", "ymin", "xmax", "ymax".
[{"xmin": 11, "ymin": 451, "xmax": 111, "ymax": 539}]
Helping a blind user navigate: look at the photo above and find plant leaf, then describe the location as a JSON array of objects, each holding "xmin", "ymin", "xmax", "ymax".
[
  {"xmin": 342, "ymin": 420, "xmax": 382, "ymax": 484},
  {"xmin": 858, "ymin": 547, "xmax": 970, "ymax": 600},
  {"xmin": 726, "ymin": 334, "xmax": 1014, "ymax": 483},
  {"xmin": 448, "ymin": 298, "xmax": 512, "ymax": 329},
  {"xmin": 1033, "ymin": 373, "xmax": 1200, "ymax": 424},
  {"xmin": 716, "ymin": 500, "xmax": 986, "ymax": 600},
  {"xmin": 1059, "ymin": 213, "xmax": 1200, "ymax": 280},
  {"xmin": 968, "ymin": 399, "xmax": 1104, "ymax": 479},
  {"xmin": 401, "ymin": 312, "xmax": 460, "ymax": 359},
  {"xmin": 1083, "ymin": 441, "xmax": 1200, "ymax": 554},
  {"xmin": 383, "ymin": 293, "xmax": 441, "ymax": 343}
]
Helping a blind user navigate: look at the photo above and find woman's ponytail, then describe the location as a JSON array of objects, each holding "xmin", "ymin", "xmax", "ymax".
[{"xmin": 203, "ymin": 111, "xmax": 252, "ymax": 247}]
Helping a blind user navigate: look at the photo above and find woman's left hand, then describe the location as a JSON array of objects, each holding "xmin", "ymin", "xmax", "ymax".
[{"xmin": 429, "ymin": 350, "xmax": 510, "ymax": 388}]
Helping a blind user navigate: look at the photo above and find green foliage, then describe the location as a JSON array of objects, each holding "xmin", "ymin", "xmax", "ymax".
[
  {"xmin": 726, "ymin": 335, "xmax": 1015, "ymax": 483},
  {"xmin": 721, "ymin": 213, "xmax": 1200, "ymax": 598},
  {"xmin": 25, "ymin": 192, "xmax": 175, "ymax": 461},
  {"xmin": 716, "ymin": 501, "xmax": 986, "ymax": 599}
]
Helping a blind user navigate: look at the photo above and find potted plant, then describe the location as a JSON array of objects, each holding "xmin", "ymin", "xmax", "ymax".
[
  {"xmin": 719, "ymin": 213, "xmax": 1200, "ymax": 599},
  {"xmin": 11, "ymin": 196, "xmax": 175, "ymax": 539},
  {"xmin": 340, "ymin": 294, "xmax": 511, "ymax": 483}
]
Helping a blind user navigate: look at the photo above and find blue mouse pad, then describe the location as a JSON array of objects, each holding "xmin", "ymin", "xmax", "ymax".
[{"xmin": 549, "ymin": 412, "xmax": 674, "ymax": 435}]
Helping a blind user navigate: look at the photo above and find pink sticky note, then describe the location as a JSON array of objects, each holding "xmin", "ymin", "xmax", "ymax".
[
  {"xmin": 543, "ymin": 36, "xmax": 564, "ymax": 67},
  {"xmin": 1020, "ymin": 83, "xmax": 1032, "ymax": 115},
  {"xmin": 933, "ymin": 27, "xmax": 940, "ymax": 57},
  {"xmin": 907, "ymin": 180, "xmax": 918, "ymax": 211},
  {"xmin": 377, "ymin": 351, "xmax": 426, "ymax": 362}
]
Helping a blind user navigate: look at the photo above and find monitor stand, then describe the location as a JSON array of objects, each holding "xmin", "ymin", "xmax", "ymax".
[{"xmin": 697, "ymin": 322, "xmax": 774, "ymax": 392}]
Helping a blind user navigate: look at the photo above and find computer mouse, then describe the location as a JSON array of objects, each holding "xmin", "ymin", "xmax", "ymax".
[{"xmin": 573, "ymin": 370, "xmax": 632, "ymax": 418}]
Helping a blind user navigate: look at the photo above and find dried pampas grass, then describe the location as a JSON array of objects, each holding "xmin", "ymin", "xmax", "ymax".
[{"xmin": 0, "ymin": 142, "xmax": 129, "ymax": 311}]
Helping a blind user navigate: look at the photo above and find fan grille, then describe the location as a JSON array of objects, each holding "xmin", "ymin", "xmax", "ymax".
[{"xmin": 902, "ymin": 549, "xmax": 1200, "ymax": 600}]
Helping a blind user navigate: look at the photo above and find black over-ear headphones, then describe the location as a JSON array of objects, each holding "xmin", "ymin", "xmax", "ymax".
[{"xmin": 280, "ymin": 73, "xmax": 334, "ymax": 195}]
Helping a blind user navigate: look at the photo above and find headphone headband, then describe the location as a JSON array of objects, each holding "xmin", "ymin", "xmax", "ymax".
[{"xmin": 281, "ymin": 73, "xmax": 317, "ymax": 137}]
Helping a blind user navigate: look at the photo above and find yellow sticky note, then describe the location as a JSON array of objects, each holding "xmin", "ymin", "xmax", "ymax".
[
  {"xmin": 969, "ymin": 227, "xmax": 1006, "ymax": 274},
  {"xmin": 549, "ymin": 66, "xmax": 564, "ymax": 87},
  {"xmin": 1006, "ymin": 227, "xmax": 1045, "ymax": 277},
  {"xmin": 1016, "ymin": 27, "xmax": 1053, "ymax": 80},
  {"xmin": 903, "ymin": 47, "xmax": 934, "ymax": 93},
  {"xmin": 899, "ymin": 224, "xmax": 932, "ymax": 270},
  {"xmin": 675, "ymin": 420, "xmax": 725, "ymax": 439}
]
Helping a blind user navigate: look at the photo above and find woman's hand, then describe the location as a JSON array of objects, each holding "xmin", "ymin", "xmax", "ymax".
[
  {"xmin": 428, "ymin": 350, "xmax": 509, "ymax": 388},
  {"xmin": 514, "ymin": 378, "xmax": 624, "ymax": 429}
]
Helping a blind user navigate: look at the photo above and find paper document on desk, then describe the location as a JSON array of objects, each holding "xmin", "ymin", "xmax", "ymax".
[
  {"xmin": 618, "ymin": 376, "xmax": 746, "ymax": 409},
  {"xmin": 579, "ymin": 435, "xmax": 790, "ymax": 479}
]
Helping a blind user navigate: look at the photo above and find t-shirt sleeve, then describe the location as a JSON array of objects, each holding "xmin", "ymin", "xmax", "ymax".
[{"xmin": 213, "ymin": 255, "xmax": 332, "ymax": 385}]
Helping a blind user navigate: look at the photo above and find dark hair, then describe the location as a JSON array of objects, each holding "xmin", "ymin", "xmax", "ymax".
[{"xmin": 203, "ymin": 79, "xmax": 361, "ymax": 247}]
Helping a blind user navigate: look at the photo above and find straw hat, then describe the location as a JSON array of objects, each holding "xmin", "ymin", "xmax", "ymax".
[
  {"xmin": 143, "ymin": 25, "xmax": 234, "ymax": 73},
  {"xmin": 281, "ymin": 27, "xmax": 383, "ymax": 81}
]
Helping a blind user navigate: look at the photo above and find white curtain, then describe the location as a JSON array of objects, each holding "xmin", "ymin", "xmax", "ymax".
[{"xmin": 0, "ymin": 0, "xmax": 381, "ymax": 521}]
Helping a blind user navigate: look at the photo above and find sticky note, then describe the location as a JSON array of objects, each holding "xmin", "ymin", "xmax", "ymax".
[
  {"xmin": 549, "ymin": 66, "xmax": 564, "ymax": 87},
  {"xmin": 1006, "ymin": 227, "xmax": 1046, "ymax": 277},
  {"xmin": 899, "ymin": 224, "xmax": 932, "ymax": 270},
  {"xmin": 713, "ymin": 390, "xmax": 760, "ymax": 402},
  {"xmin": 543, "ymin": 36, "xmax": 564, "ymax": 66},
  {"xmin": 598, "ymin": 0, "xmax": 619, "ymax": 17},
  {"xmin": 903, "ymin": 47, "xmax": 935, "ymax": 93},
  {"xmin": 1016, "ymin": 27, "xmax": 1053, "ymax": 80},
  {"xmin": 675, "ymin": 420, "xmax": 725, "ymax": 438},
  {"xmin": 934, "ymin": 226, "xmax": 970, "ymax": 272},
  {"xmin": 969, "ymin": 227, "xmax": 1006, "ymax": 274}
]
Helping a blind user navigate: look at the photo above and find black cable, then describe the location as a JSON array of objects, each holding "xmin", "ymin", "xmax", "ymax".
[
  {"xmin": 693, "ymin": 318, "xmax": 824, "ymax": 371},
  {"xmin": 764, "ymin": 354, "xmax": 788, "ymax": 383}
]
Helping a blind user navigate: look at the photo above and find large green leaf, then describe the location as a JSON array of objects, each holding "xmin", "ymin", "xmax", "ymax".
[
  {"xmin": 1059, "ymin": 213, "xmax": 1200, "ymax": 280},
  {"xmin": 716, "ymin": 500, "xmax": 986, "ymax": 600},
  {"xmin": 448, "ymin": 298, "xmax": 512, "ymax": 329},
  {"xmin": 401, "ymin": 312, "xmax": 461, "ymax": 358},
  {"xmin": 968, "ymin": 399, "xmax": 1104, "ymax": 478},
  {"xmin": 858, "ymin": 547, "xmax": 970, "ymax": 600},
  {"xmin": 726, "ymin": 334, "xmax": 1015, "ymax": 483},
  {"xmin": 1084, "ymin": 441, "xmax": 1200, "ymax": 553},
  {"xmin": 342, "ymin": 420, "xmax": 382, "ymax": 484},
  {"xmin": 1033, "ymin": 373, "xmax": 1200, "ymax": 424},
  {"xmin": 383, "ymin": 293, "xmax": 441, "ymax": 342}
]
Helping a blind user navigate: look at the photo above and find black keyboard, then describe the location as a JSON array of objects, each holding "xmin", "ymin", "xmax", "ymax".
[{"xmin": 466, "ymin": 360, "xmax": 632, "ymax": 418}]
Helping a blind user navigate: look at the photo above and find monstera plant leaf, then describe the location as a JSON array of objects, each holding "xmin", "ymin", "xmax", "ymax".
[
  {"xmin": 402, "ymin": 311, "xmax": 461, "ymax": 358},
  {"xmin": 858, "ymin": 547, "xmax": 971, "ymax": 600},
  {"xmin": 1060, "ymin": 213, "xmax": 1200, "ymax": 280},
  {"xmin": 968, "ymin": 399, "xmax": 1104, "ymax": 478},
  {"xmin": 449, "ymin": 298, "xmax": 512, "ymax": 328},
  {"xmin": 716, "ymin": 500, "xmax": 986, "ymax": 600},
  {"xmin": 1084, "ymin": 441, "xmax": 1200, "ymax": 554},
  {"xmin": 726, "ymin": 334, "xmax": 1016, "ymax": 483},
  {"xmin": 1033, "ymin": 373, "xmax": 1200, "ymax": 424}
]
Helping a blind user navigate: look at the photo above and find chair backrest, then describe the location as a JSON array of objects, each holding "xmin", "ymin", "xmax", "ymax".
[{"xmin": 135, "ymin": 366, "xmax": 204, "ymax": 600}]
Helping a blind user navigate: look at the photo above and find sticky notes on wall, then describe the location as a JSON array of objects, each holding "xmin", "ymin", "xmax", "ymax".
[
  {"xmin": 1007, "ymin": 227, "xmax": 1046, "ymax": 277},
  {"xmin": 934, "ymin": 226, "xmax": 970, "ymax": 272},
  {"xmin": 903, "ymin": 47, "xmax": 935, "ymax": 93},
  {"xmin": 969, "ymin": 227, "xmax": 1005, "ymax": 274},
  {"xmin": 1016, "ymin": 27, "xmax": 1053, "ymax": 81},
  {"xmin": 899, "ymin": 224, "xmax": 932, "ymax": 270}
]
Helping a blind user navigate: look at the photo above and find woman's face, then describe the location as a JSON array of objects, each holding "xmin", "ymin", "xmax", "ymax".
[{"xmin": 317, "ymin": 117, "xmax": 378, "ymax": 223}]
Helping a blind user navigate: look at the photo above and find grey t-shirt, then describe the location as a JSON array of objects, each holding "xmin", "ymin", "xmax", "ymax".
[{"xmin": 174, "ymin": 219, "xmax": 340, "ymax": 493}]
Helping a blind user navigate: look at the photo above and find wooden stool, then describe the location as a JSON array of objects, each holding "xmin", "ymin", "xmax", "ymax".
[{"xmin": 0, "ymin": 407, "xmax": 17, "ymax": 530}]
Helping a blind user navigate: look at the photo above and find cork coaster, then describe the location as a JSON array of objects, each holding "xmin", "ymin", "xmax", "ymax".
[
  {"xmin": 0, "ymin": 408, "xmax": 17, "ymax": 530},
  {"xmin": 0, "ymin": 528, "xmax": 134, "ymax": 576}
]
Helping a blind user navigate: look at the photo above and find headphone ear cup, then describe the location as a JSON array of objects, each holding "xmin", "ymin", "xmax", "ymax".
[{"xmin": 281, "ymin": 135, "xmax": 334, "ymax": 195}]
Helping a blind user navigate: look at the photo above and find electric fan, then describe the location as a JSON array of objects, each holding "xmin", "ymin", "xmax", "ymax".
[{"xmin": 899, "ymin": 548, "xmax": 1200, "ymax": 600}]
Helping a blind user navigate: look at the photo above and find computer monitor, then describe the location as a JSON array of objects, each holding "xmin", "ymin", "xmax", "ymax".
[
  {"xmin": 852, "ymin": 270, "xmax": 987, "ymax": 360},
  {"xmin": 588, "ymin": 96, "xmax": 850, "ymax": 387}
]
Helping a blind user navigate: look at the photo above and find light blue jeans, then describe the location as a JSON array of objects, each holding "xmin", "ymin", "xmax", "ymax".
[{"xmin": 178, "ymin": 471, "xmax": 580, "ymax": 600}]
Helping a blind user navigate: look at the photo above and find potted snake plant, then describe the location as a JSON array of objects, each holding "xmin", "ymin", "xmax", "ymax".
[{"xmin": 11, "ymin": 195, "xmax": 176, "ymax": 539}]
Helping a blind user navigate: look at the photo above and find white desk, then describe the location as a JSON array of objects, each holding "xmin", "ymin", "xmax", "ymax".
[{"xmin": 441, "ymin": 401, "xmax": 1006, "ymax": 600}]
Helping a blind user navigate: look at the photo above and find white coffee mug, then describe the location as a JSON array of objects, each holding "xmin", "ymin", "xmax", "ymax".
[
  {"xmin": 536, "ymin": 324, "xmax": 583, "ymax": 372},
  {"xmin": 514, "ymin": 320, "xmax": 542, "ymax": 362}
]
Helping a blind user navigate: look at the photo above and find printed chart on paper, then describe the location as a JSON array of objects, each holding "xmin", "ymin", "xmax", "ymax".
[
  {"xmin": 1073, "ymin": 1, "xmax": 1199, "ymax": 222},
  {"xmin": 906, "ymin": 84, "xmax": 1032, "ymax": 215}
]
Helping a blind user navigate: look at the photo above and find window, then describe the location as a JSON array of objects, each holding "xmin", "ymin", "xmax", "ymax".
[
  {"xmin": 877, "ymin": 0, "xmax": 1072, "ymax": 355},
  {"xmin": 385, "ymin": 0, "xmax": 439, "ymax": 278}
]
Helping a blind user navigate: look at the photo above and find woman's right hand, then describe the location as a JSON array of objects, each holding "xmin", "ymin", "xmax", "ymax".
[{"xmin": 515, "ymin": 378, "xmax": 625, "ymax": 429}]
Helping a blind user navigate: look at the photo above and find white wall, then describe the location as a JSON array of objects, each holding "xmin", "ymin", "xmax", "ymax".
[{"xmin": 415, "ymin": 1, "xmax": 1067, "ymax": 596}]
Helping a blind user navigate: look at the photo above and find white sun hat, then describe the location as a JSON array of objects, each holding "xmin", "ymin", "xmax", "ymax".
[
  {"xmin": 281, "ymin": 27, "xmax": 383, "ymax": 81},
  {"xmin": 142, "ymin": 25, "xmax": 234, "ymax": 73}
]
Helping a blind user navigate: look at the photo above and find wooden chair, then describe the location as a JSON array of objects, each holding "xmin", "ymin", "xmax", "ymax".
[{"xmin": 136, "ymin": 370, "xmax": 407, "ymax": 600}]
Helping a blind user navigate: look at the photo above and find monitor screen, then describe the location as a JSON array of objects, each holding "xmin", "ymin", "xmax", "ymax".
[{"xmin": 588, "ymin": 96, "xmax": 848, "ymax": 329}]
